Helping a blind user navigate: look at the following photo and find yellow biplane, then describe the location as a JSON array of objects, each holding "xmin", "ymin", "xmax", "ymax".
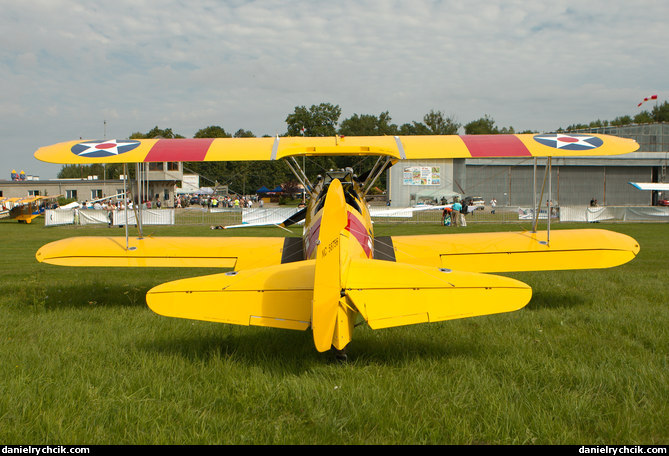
[
  {"xmin": 34, "ymin": 134, "xmax": 641, "ymax": 357},
  {"xmin": 1, "ymin": 195, "xmax": 59, "ymax": 223}
]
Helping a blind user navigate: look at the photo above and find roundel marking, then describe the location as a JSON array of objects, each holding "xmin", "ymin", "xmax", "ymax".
[
  {"xmin": 533, "ymin": 134, "xmax": 603, "ymax": 151},
  {"xmin": 71, "ymin": 139, "xmax": 141, "ymax": 158}
]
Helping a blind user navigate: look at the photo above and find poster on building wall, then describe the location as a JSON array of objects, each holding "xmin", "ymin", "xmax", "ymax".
[{"xmin": 403, "ymin": 166, "xmax": 440, "ymax": 185}]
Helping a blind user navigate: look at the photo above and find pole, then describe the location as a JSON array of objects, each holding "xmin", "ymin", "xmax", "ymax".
[
  {"xmin": 135, "ymin": 163, "xmax": 143, "ymax": 238},
  {"xmin": 547, "ymin": 157, "xmax": 552, "ymax": 246},
  {"xmin": 532, "ymin": 158, "xmax": 537, "ymax": 232},
  {"xmin": 124, "ymin": 164, "xmax": 129, "ymax": 249}
]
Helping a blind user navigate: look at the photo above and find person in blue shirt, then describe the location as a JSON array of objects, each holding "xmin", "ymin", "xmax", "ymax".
[{"xmin": 451, "ymin": 200, "xmax": 462, "ymax": 227}]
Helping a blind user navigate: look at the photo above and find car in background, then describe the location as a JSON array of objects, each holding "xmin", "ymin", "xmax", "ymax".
[
  {"xmin": 463, "ymin": 196, "xmax": 485, "ymax": 209},
  {"xmin": 657, "ymin": 199, "xmax": 669, "ymax": 206}
]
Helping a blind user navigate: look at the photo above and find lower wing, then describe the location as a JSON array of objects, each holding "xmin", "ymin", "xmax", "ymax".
[
  {"xmin": 35, "ymin": 236, "xmax": 305, "ymax": 270},
  {"xmin": 374, "ymin": 229, "xmax": 640, "ymax": 272}
]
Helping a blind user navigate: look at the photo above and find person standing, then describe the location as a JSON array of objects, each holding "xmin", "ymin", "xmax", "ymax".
[{"xmin": 451, "ymin": 200, "xmax": 462, "ymax": 227}]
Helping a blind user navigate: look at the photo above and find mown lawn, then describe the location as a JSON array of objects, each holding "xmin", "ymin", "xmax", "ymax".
[{"xmin": 0, "ymin": 219, "xmax": 667, "ymax": 444}]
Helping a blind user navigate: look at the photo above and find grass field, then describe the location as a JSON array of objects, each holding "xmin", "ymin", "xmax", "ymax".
[{"xmin": 0, "ymin": 218, "xmax": 667, "ymax": 444}]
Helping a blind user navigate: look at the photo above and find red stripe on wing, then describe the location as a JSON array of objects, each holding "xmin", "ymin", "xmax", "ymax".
[
  {"xmin": 144, "ymin": 138, "xmax": 215, "ymax": 162},
  {"xmin": 460, "ymin": 135, "xmax": 531, "ymax": 157}
]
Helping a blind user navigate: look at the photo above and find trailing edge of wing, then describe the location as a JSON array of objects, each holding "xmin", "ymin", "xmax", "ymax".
[
  {"xmin": 343, "ymin": 259, "xmax": 532, "ymax": 330},
  {"xmin": 34, "ymin": 134, "xmax": 639, "ymax": 165},
  {"xmin": 35, "ymin": 236, "xmax": 304, "ymax": 270},
  {"xmin": 382, "ymin": 229, "xmax": 640, "ymax": 273}
]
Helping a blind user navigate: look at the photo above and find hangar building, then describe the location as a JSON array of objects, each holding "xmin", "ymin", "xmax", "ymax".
[{"xmin": 387, "ymin": 123, "xmax": 668, "ymax": 207}]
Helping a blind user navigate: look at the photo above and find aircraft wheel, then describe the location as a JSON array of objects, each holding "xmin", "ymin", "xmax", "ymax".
[{"xmin": 333, "ymin": 346, "xmax": 348, "ymax": 363}]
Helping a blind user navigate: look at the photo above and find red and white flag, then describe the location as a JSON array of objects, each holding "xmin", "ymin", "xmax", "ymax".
[{"xmin": 638, "ymin": 94, "xmax": 658, "ymax": 107}]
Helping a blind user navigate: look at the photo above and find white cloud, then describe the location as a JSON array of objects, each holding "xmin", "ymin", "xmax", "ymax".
[{"xmin": 1, "ymin": 0, "xmax": 668, "ymax": 178}]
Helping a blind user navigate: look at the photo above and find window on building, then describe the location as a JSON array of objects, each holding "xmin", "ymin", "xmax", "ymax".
[
  {"xmin": 91, "ymin": 189, "xmax": 102, "ymax": 199},
  {"xmin": 28, "ymin": 190, "xmax": 40, "ymax": 196},
  {"xmin": 167, "ymin": 162, "xmax": 179, "ymax": 171},
  {"xmin": 149, "ymin": 162, "xmax": 164, "ymax": 171},
  {"xmin": 66, "ymin": 190, "xmax": 78, "ymax": 200}
]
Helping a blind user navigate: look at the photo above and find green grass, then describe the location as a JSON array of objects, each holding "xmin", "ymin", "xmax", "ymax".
[{"xmin": 0, "ymin": 219, "xmax": 667, "ymax": 444}]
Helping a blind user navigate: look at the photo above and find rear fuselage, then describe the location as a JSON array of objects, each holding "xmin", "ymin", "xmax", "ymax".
[{"xmin": 303, "ymin": 171, "xmax": 374, "ymax": 262}]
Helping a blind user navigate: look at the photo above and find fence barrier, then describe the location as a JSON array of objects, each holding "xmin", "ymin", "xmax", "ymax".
[{"xmin": 44, "ymin": 205, "xmax": 669, "ymax": 228}]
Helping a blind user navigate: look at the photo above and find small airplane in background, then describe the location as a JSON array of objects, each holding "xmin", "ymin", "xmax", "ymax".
[
  {"xmin": 628, "ymin": 182, "xmax": 669, "ymax": 206},
  {"xmin": 1, "ymin": 195, "xmax": 60, "ymax": 223},
  {"xmin": 34, "ymin": 133, "xmax": 641, "ymax": 357}
]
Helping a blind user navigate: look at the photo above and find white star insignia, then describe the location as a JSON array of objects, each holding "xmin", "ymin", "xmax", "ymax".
[
  {"xmin": 550, "ymin": 135, "xmax": 597, "ymax": 149},
  {"xmin": 76, "ymin": 140, "xmax": 127, "ymax": 156}
]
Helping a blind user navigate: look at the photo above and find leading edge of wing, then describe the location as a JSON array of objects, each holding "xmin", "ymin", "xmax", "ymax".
[{"xmin": 34, "ymin": 134, "xmax": 639, "ymax": 165}]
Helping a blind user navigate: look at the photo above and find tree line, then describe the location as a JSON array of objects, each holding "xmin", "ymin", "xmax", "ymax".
[
  {"xmin": 57, "ymin": 101, "xmax": 669, "ymax": 195},
  {"xmin": 559, "ymin": 100, "xmax": 669, "ymax": 132}
]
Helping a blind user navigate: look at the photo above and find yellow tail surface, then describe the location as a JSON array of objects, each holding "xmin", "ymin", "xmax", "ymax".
[
  {"xmin": 146, "ymin": 260, "xmax": 315, "ymax": 331},
  {"xmin": 344, "ymin": 259, "xmax": 532, "ymax": 330}
]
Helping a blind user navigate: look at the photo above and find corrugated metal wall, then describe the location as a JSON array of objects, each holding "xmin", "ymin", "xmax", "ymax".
[{"xmin": 466, "ymin": 165, "xmax": 652, "ymax": 206}]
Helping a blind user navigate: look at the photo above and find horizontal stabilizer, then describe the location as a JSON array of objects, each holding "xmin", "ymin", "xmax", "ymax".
[
  {"xmin": 344, "ymin": 259, "xmax": 532, "ymax": 330},
  {"xmin": 35, "ymin": 236, "xmax": 302, "ymax": 270},
  {"xmin": 387, "ymin": 229, "xmax": 640, "ymax": 272},
  {"xmin": 146, "ymin": 260, "xmax": 315, "ymax": 330}
]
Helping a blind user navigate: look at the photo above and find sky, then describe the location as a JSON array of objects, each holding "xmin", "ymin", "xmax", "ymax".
[{"xmin": 2, "ymin": 0, "xmax": 668, "ymax": 179}]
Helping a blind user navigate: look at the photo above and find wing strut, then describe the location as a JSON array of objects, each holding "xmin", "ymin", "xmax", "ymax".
[
  {"xmin": 123, "ymin": 164, "xmax": 130, "ymax": 249},
  {"xmin": 362, "ymin": 156, "xmax": 394, "ymax": 196},
  {"xmin": 283, "ymin": 156, "xmax": 314, "ymax": 193},
  {"xmin": 134, "ymin": 163, "xmax": 144, "ymax": 239},
  {"xmin": 531, "ymin": 156, "xmax": 553, "ymax": 246}
]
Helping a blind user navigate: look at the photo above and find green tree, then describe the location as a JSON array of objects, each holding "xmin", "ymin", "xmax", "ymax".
[
  {"xmin": 233, "ymin": 129, "xmax": 255, "ymax": 138},
  {"xmin": 338, "ymin": 111, "xmax": 398, "ymax": 136},
  {"xmin": 130, "ymin": 126, "xmax": 185, "ymax": 139},
  {"xmin": 633, "ymin": 111, "xmax": 653, "ymax": 124},
  {"xmin": 57, "ymin": 163, "xmax": 123, "ymax": 180},
  {"xmin": 423, "ymin": 110, "xmax": 461, "ymax": 135},
  {"xmin": 464, "ymin": 115, "xmax": 513, "ymax": 134},
  {"xmin": 397, "ymin": 121, "xmax": 431, "ymax": 135},
  {"xmin": 651, "ymin": 101, "xmax": 669, "ymax": 122},
  {"xmin": 611, "ymin": 115, "xmax": 633, "ymax": 126},
  {"xmin": 194, "ymin": 125, "xmax": 231, "ymax": 138},
  {"xmin": 285, "ymin": 103, "xmax": 341, "ymax": 136}
]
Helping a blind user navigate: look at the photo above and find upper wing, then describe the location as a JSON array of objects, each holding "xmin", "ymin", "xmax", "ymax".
[
  {"xmin": 36, "ymin": 235, "xmax": 304, "ymax": 270},
  {"xmin": 374, "ymin": 229, "xmax": 640, "ymax": 273},
  {"xmin": 34, "ymin": 134, "xmax": 639, "ymax": 165}
]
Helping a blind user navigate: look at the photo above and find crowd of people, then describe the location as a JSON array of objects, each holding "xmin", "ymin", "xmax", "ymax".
[
  {"xmin": 174, "ymin": 194, "xmax": 262, "ymax": 209},
  {"xmin": 441, "ymin": 197, "xmax": 468, "ymax": 227}
]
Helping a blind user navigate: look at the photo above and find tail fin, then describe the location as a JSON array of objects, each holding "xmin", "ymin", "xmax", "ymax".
[{"xmin": 311, "ymin": 179, "xmax": 350, "ymax": 352}]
